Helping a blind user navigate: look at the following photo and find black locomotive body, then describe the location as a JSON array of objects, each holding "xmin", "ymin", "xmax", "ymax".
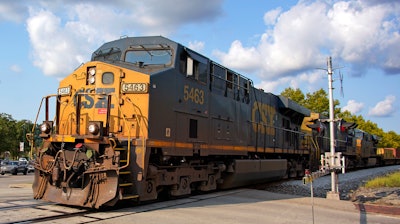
[{"xmin": 31, "ymin": 36, "xmax": 385, "ymax": 208}]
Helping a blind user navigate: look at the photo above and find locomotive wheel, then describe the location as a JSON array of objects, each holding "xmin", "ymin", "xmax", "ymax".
[{"xmin": 288, "ymin": 160, "xmax": 297, "ymax": 178}]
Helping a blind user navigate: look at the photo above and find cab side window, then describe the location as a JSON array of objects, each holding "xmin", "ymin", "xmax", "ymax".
[{"xmin": 180, "ymin": 50, "xmax": 207, "ymax": 84}]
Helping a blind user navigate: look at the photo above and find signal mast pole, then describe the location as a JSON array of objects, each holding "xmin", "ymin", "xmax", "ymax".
[
  {"xmin": 302, "ymin": 57, "xmax": 343, "ymax": 200},
  {"xmin": 326, "ymin": 56, "xmax": 340, "ymax": 200}
]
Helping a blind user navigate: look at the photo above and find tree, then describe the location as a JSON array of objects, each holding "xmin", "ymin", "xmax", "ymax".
[
  {"xmin": 304, "ymin": 89, "xmax": 341, "ymax": 117},
  {"xmin": 0, "ymin": 114, "xmax": 34, "ymax": 159},
  {"xmin": 281, "ymin": 88, "xmax": 340, "ymax": 117},
  {"xmin": 280, "ymin": 87, "xmax": 305, "ymax": 105},
  {"xmin": 0, "ymin": 113, "xmax": 18, "ymax": 158},
  {"xmin": 380, "ymin": 131, "xmax": 400, "ymax": 148}
]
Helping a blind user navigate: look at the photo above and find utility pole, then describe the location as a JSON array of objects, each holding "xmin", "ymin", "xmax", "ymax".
[
  {"xmin": 303, "ymin": 57, "xmax": 344, "ymax": 199},
  {"xmin": 326, "ymin": 56, "xmax": 340, "ymax": 200}
]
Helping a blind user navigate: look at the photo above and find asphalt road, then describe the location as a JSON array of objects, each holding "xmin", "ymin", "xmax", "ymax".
[
  {"xmin": 0, "ymin": 172, "xmax": 34, "ymax": 201},
  {"xmin": 1, "ymin": 173, "xmax": 399, "ymax": 224},
  {"xmin": 0, "ymin": 172, "xmax": 33, "ymax": 186}
]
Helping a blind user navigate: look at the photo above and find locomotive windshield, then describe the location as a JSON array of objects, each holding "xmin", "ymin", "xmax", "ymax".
[
  {"xmin": 125, "ymin": 45, "xmax": 172, "ymax": 66},
  {"xmin": 92, "ymin": 47, "xmax": 122, "ymax": 62}
]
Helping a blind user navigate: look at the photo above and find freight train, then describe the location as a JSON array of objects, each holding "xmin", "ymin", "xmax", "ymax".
[{"xmin": 29, "ymin": 36, "xmax": 392, "ymax": 208}]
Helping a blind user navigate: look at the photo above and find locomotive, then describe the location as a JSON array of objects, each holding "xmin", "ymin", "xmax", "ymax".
[
  {"xmin": 302, "ymin": 112, "xmax": 385, "ymax": 171},
  {"xmin": 29, "ymin": 36, "xmax": 385, "ymax": 208}
]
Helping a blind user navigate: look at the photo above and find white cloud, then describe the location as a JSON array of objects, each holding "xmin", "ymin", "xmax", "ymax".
[
  {"xmin": 216, "ymin": 1, "xmax": 330, "ymax": 80},
  {"xmin": 342, "ymin": 100, "xmax": 364, "ymax": 114},
  {"xmin": 255, "ymin": 70, "xmax": 324, "ymax": 93},
  {"xmin": 23, "ymin": 0, "xmax": 223, "ymax": 77},
  {"xmin": 26, "ymin": 9, "xmax": 87, "ymax": 77},
  {"xmin": 10, "ymin": 65, "xmax": 22, "ymax": 73},
  {"xmin": 5, "ymin": 0, "xmax": 400, "ymax": 83},
  {"xmin": 188, "ymin": 41, "xmax": 205, "ymax": 52},
  {"xmin": 368, "ymin": 95, "xmax": 396, "ymax": 117},
  {"xmin": 263, "ymin": 7, "xmax": 282, "ymax": 26},
  {"xmin": 213, "ymin": 40, "xmax": 262, "ymax": 74},
  {"xmin": 214, "ymin": 0, "xmax": 400, "ymax": 82}
]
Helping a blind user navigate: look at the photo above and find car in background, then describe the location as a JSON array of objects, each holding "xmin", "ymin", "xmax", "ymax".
[
  {"xmin": 27, "ymin": 164, "xmax": 35, "ymax": 173},
  {"xmin": 0, "ymin": 160, "xmax": 28, "ymax": 175}
]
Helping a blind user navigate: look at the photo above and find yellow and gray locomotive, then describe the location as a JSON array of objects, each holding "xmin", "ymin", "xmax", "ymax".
[{"xmin": 31, "ymin": 36, "xmax": 319, "ymax": 208}]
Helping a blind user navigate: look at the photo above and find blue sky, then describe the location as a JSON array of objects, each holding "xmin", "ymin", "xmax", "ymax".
[{"xmin": 0, "ymin": 0, "xmax": 399, "ymax": 133}]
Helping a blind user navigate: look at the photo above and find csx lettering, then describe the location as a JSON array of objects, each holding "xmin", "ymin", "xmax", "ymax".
[
  {"xmin": 95, "ymin": 88, "xmax": 115, "ymax": 108},
  {"xmin": 251, "ymin": 102, "xmax": 276, "ymax": 135},
  {"xmin": 74, "ymin": 88, "xmax": 115, "ymax": 109},
  {"xmin": 74, "ymin": 89, "xmax": 94, "ymax": 108},
  {"xmin": 183, "ymin": 85, "xmax": 204, "ymax": 105}
]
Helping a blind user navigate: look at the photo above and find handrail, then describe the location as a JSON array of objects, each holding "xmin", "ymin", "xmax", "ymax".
[
  {"xmin": 125, "ymin": 97, "xmax": 149, "ymax": 134},
  {"xmin": 69, "ymin": 91, "xmax": 136, "ymax": 170},
  {"xmin": 110, "ymin": 93, "xmax": 132, "ymax": 170},
  {"xmin": 30, "ymin": 94, "xmax": 58, "ymax": 160},
  {"xmin": 118, "ymin": 95, "xmax": 148, "ymax": 170},
  {"xmin": 32, "ymin": 91, "xmax": 150, "ymax": 171}
]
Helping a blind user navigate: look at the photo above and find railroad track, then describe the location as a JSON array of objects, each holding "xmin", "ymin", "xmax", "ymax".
[
  {"xmin": 0, "ymin": 199, "xmax": 94, "ymax": 224},
  {"xmin": 2, "ymin": 166, "xmax": 399, "ymax": 223},
  {"xmin": 0, "ymin": 189, "xmax": 248, "ymax": 224}
]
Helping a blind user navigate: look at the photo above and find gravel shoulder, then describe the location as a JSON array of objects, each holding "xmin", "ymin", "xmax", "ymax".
[{"xmin": 261, "ymin": 165, "xmax": 400, "ymax": 206}]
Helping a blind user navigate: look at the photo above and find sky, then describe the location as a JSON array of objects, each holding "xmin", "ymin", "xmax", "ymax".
[{"xmin": 0, "ymin": 0, "xmax": 399, "ymax": 133}]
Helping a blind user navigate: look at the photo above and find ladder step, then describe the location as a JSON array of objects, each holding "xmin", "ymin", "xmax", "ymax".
[
  {"xmin": 119, "ymin": 183, "xmax": 133, "ymax": 187},
  {"xmin": 120, "ymin": 159, "xmax": 128, "ymax": 163},
  {"xmin": 121, "ymin": 194, "xmax": 139, "ymax": 200},
  {"xmin": 114, "ymin": 147, "xmax": 126, "ymax": 151},
  {"xmin": 119, "ymin": 171, "xmax": 131, "ymax": 175}
]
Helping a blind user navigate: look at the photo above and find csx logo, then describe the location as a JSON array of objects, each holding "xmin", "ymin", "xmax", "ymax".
[
  {"xmin": 74, "ymin": 88, "xmax": 115, "ymax": 108},
  {"xmin": 251, "ymin": 102, "xmax": 276, "ymax": 135}
]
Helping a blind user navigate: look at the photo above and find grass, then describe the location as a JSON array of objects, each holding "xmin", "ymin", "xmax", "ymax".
[{"xmin": 364, "ymin": 171, "xmax": 400, "ymax": 188}]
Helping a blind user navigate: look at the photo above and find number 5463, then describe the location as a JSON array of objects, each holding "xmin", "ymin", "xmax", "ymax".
[{"xmin": 183, "ymin": 85, "xmax": 204, "ymax": 105}]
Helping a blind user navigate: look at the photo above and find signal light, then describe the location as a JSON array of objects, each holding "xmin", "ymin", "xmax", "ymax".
[
  {"xmin": 338, "ymin": 120, "xmax": 357, "ymax": 133},
  {"xmin": 306, "ymin": 121, "xmax": 325, "ymax": 137}
]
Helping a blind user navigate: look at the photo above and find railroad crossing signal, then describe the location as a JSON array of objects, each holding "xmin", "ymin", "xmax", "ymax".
[{"xmin": 302, "ymin": 152, "xmax": 345, "ymax": 186}]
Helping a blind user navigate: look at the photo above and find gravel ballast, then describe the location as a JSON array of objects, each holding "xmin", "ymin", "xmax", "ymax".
[{"xmin": 262, "ymin": 165, "xmax": 400, "ymax": 201}]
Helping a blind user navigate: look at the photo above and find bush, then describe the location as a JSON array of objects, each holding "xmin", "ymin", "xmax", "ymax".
[{"xmin": 365, "ymin": 171, "xmax": 400, "ymax": 188}]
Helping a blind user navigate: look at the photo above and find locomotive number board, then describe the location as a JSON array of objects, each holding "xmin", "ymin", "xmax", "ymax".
[
  {"xmin": 58, "ymin": 86, "xmax": 71, "ymax": 96},
  {"xmin": 121, "ymin": 83, "xmax": 148, "ymax": 93}
]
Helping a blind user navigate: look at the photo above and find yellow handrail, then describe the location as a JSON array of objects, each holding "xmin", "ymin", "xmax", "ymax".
[
  {"xmin": 31, "ymin": 92, "xmax": 150, "ymax": 172},
  {"xmin": 29, "ymin": 94, "xmax": 58, "ymax": 160}
]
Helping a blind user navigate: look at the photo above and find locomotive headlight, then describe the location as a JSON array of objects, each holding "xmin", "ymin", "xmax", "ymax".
[
  {"xmin": 40, "ymin": 123, "xmax": 49, "ymax": 132},
  {"xmin": 89, "ymin": 76, "xmax": 96, "ymax": 84},
  {"xmin": 88, "ymin": 123, "xmax": 99, "ymax": 135},
  {"xmin": 88, "ymin": 67, "xmax": 96, "ymax": 84},
  {"xmin": 88, "ymin": 121, "xmax": 103, "ymax": 137},
  {"xmin": 88, "ymin": 67, "xmax": 96, "ymax": 76},
  {"xmin": 40, "ymin": 121, "xmax": 53, "ymax": 134}
]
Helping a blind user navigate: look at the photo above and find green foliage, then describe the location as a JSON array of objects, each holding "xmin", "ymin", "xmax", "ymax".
[
  {"xmin": 380, "ymin": 131, "xmax": 400, "ymax": 148},
  {"xmin": 281, "ymin": 87, "xmax": 305, "ymax": 105},
  {"xmin": 364, "ymin": 172, "xmax": 400, "ymax": 188},
  {"xmin": 0, "ymin": 113, "xmax": 35, "ymax": 159},
  {"xmin": 0, "ymin": 113, "xmax": 17, "ymax": 158},
  {"xmin": 281, "ymin": 87, "xmax": 341, "ymax": 117}
]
